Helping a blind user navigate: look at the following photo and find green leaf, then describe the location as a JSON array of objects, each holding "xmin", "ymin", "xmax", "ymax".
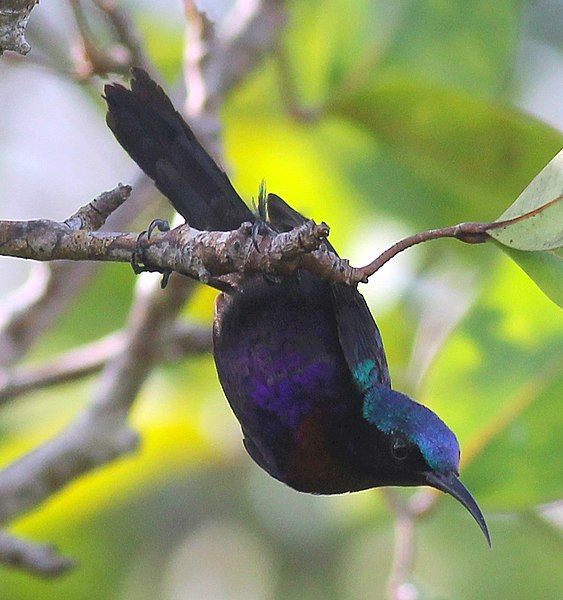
[
  {"xmin": 484, "ymin": 150, "xmax": 563, "ymax": 306},
  {"xmin": 284, "ymin": 0, "xmax": 409, "ymax": 104},
  {"xmin": 489, "ymin": 196, "xmax": 563, "ymax": 251},
  {"xmin": 378, "ymin": 0, "xmax": 522, "ymax": 96},
  {"xmin": 495, "ymin": 149, "xmax": 563, "ymax": 222},
  {"xmin": 285, "ymin": 0, "xmax": 522, "ymax": 104},
  {"xmin": 462, "ymin": 366, "xmax": 562, "ymax": 510},
  {"xmin": 496, "ymin": 243, "xmax": 563, "ymax": 308},
  {"xmin": 489, "ymin": 150, "xmax": 563, "ymax": 250},
  {"xmin": 415, "ymin": 507, "xmax": 563, "ymax": 600}
]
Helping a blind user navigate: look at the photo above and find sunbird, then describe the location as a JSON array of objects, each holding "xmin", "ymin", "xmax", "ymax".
[{"xmin": 104, "ymin": 69, "xmax": 490, "ymax": 545}]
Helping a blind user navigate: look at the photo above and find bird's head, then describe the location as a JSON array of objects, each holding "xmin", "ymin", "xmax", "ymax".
[{"xmin": 361, "ymin": 384, "xmax": 490, "ymax": 546}]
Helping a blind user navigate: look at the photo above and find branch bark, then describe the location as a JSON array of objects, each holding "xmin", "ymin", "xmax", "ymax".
[
  {"xmin": 0, "ymin": 0, "xmax": 38, "ymax": 56},
  {"xmin": 0, "ymin": 322, "xmax": 211, "ymax": 405},
  {"xmin": 0, "ymin": 208, "xmax": 537, "ymax": 287},
  {"xmin": 0, "ymin": 210, "xmax": 332, "ymax": 282},
  {"xmin": 0, "ymin": 532, "xmax": 75, "ymax": 576}
]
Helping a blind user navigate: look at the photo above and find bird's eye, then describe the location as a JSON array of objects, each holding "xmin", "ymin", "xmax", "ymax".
[{"xmin": 390, "ymin": 435, "xmax": 410, "ymax": 461}]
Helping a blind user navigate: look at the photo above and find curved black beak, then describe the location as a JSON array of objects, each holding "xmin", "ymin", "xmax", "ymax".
[{"xmin": 426, "ymin": 471, "xmax": 491, "ymax": 547}]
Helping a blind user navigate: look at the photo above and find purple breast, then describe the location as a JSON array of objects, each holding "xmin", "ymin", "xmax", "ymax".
[
  {"xmin": 249, "ymin": 354, "xmax": 338, "ymax": 430},
  {"xmin": 214, "ymin": 278, "xmax": 352, "ymax": 436}
]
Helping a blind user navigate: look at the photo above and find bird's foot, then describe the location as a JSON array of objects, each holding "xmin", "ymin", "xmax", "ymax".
[
  {"xmin": 130, "ymin": 219, "xmax": 172, "ymax": 288},
  {"xmin": 130, "ymin": 229, "xmax": 149, "ymax": 275},
  {"xmin": 249, "ymin": 220, "xmax": 282, "ymax": 285},
  {"xmin": 147, "ymin": 218, "xmax": 170, "ymax": 239},
  {"xmin": 159, "ymin": 269, "xmax": 172, "ymax": 289},
  {"xmin": 263, "ymin": 272, "xmax": 283, "ymax": 285},
  {"xmin": 251, "ymin": 219, "xmax": 274, "ymax": 252}
]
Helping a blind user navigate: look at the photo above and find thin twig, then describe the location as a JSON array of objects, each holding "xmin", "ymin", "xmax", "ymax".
[
  {"xmin": 0, "ymin": 322, "xmax": 211, "ymax": 405},
  {"xmin": 91, "ymin": 0, "xmax": 149, "ymax": 70},
  {"xmin": 357, "ymin": 196, "xmax": 563, "ymax": 280},
  {"xmin": 69, "ymin": 0, "xmax": 150, "ymax": 79},
  {"xmin": 0, "ymin": 532, "xmax": 75, "ymax": 577},
  {"xmin": 381, "ymin": 489, "xmax": 418, "ymax": 600},
  {"xmin": 69, "ymin": 0, "xmax": 115, "ymax": 78},
  {"xmin": 183, "ymin": 0, "xmax": 287, "ymax": 159}
]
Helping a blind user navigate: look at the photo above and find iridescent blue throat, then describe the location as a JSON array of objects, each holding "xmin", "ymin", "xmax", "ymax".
[{"xmin": 353, "ymin": 359, "xmax": 460, "ymax": 473}]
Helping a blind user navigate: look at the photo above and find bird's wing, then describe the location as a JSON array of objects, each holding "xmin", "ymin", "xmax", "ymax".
[
  {"xmin": 330, "ymin": 283, "xmax": 391, "ymax": 389},
  {"xmin": 266, "ymin": 193, "xmax": 391, "ymax": 389},
  {"xmin": 266, "ymin": 193, "xmax": 308, "ymax": 230},
  {"xmin": 104, "ymin": 68, "xmax": 254, "ymax": 231}
]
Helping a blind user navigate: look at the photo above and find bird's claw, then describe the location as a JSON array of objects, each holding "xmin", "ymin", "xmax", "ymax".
[
  {"xmin": 251, "ymin": 221, "xmax": 263, "ymax": 252},
  {"xmin": 251, "ymin": 219, "xmax": 274, "ymax": 252},
  {"xmin": 250, "ymin": 220, "xmax": 280, "ymax": 285},
  {"xmin": 130, "ymin": 219, "xmax": 172, "ymax": 288},
  {"xmin": 131, "ymin": 230, "xmax": 148, "ymax": 274},
  {"xmin": 147, "ymin": 218, "xmax": 170, "ymax": 240},
  {"xmin": 160, "ymin": 270, "xmax": 172, "ymax": 289}
]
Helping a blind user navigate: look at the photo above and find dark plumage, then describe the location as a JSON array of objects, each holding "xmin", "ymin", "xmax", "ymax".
[{"xmin": 104, "ymin": 69, "xmax": 490, "ymax": 544}]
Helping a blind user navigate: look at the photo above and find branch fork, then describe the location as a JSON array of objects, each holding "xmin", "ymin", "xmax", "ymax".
[
  {"xmin": 0, "ymin": 190, "xmax": 339, "ymax": 287},
  {"xmin": 1, "ymin": 184, "xmax": 547, "ymax": 292}
]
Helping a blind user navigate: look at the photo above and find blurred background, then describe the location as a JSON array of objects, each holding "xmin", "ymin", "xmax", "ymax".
[{"xmin": 0, "ymin": 0, "xmax": 562, "ymax": 598}]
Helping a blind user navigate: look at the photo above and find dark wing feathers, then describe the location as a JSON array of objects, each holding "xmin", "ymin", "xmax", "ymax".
[
  {"xmin": 266, "ymin": 194, "xmax": 391, "ymax": 389},
  {"xmin": 104, "ymin": 68, "xmax": 253, "ymax": 231},
  {"xmin": 266, "ymin": 193, "xmax": 307, "ymax": 231},
  {"xmin": 330, "ymin": 284, "xmax": 391, "ymax": 388}
]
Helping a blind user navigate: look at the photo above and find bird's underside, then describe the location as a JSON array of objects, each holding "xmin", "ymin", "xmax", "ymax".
[{"xmin": 213, "ymin": 272, "xmax": 383, "ymax": 494}]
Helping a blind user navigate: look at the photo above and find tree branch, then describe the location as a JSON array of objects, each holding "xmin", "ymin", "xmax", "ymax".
[
  {"xmin": 0, "ymin": 532, "xmax": 75, "ymax": 577},
  {"xmin": 92, "ymin": 0, "xmax": 148, "ymax": 69},
  {"xmin": 382, "ymin": 489, "xmax": 418, "ymax": 600},
  {"xmin": 0, "ymin": 185, "xmax": 131, "ymax": 367},
  {"xmin": 69, "ymin": 0, "xmax": 152, "ymax": 79},
  {"xmin": 1, "ymin": 194, "xmax": 549, "ymax": 294},
  {"xmin": 0, "ymin": 207, "xmax": 332, "ymax": 281},
  {"xmin": 0, "ymin": 0, "xmax": 38, "ymax": 56},
  {"xmin": 357, "ymin": 197, "xmax": 562, "ymax": 280},
  {"xmin": 0, "ymin": 322, "xmax": 211, "ymax": 405},
  {"xmin": 381, "ymin": 488, "xmax": 439, "ymax": 600}
]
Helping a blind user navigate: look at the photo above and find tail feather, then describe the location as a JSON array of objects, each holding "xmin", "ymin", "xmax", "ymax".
[{"xmin": 104, "ymin": 68, "xmax": 254, "ymax": 231}]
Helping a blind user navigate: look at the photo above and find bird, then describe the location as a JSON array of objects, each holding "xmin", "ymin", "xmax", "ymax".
[{"xmin": 104, "ymin": 68, "xmax": 490, "ymax": 545}]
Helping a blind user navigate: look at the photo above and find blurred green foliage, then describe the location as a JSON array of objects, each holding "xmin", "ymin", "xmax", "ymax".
[{"xmin": 0, "ymin": 1, "xmax": 562, "ymax": 599}]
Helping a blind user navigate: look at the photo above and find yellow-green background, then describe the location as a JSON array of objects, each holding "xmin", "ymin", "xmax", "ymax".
[{"xmin": 0, "ymin": 0, "xmax": 561, "ymax": 598}]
